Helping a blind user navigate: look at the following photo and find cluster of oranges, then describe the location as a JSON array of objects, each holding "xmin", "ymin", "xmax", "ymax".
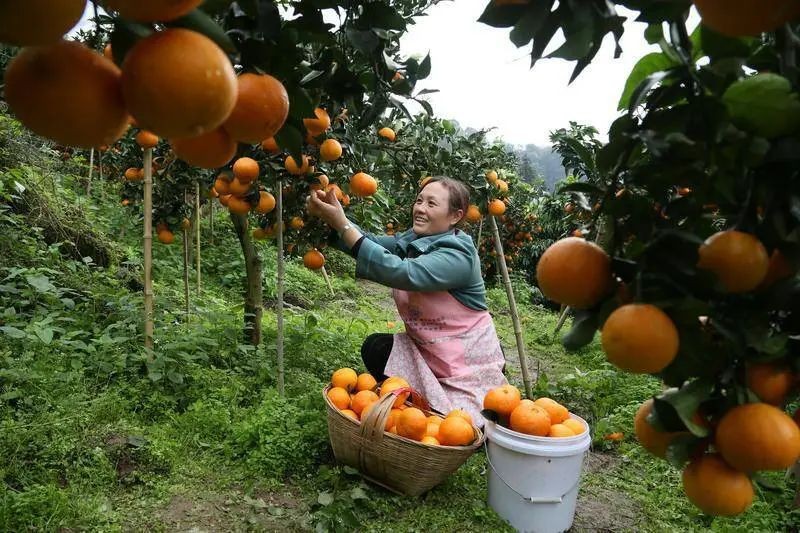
[
  {"xmin": 483, "ymin": 384, "xmax": 585, "ymax": 438},
  {"xmin": 326, "ymin": 368, "xmax": 477, "ymax": 447}
]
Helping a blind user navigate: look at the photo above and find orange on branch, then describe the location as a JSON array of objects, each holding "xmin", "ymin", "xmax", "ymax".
[
  {"xmin": 135, "ymin": 130, "xmax": 159, "ymax": 149},
  {"xmin": 5, "ymin": 40, "xmax": 129, "ymax": 148},
  {"xmin": 255, "ymin": 191, "xmax": 276, "ymax": 214},
  {"xmin": 378, "ymin": 127, "xmax": 396, "ymax": 141},
  {"xmin": 697, "ymin": 230, "xmax": 769, "ymax": 293},
  {"xmin": 171, "ymin": 127, "xmax": 237, "ymax": 169},
  {"xmin": 121, "ymin": 28, "xmax": 236, "ymax": 139},
  {"xmin": 303, "ymin": 108, "xmax": 331, "ymax": 135},
  {"xmin": 223, "ymin": 73, "xmax": 289, "ymax": 144},
  {"xmin": 350, "ymin": 172, "xmax": 378, "ymax": 197},
  {"xmin": 303, "ymin": 249, "xmax": 325, "ymax": 270},
  {"xmin": 682, "ymin": 453, "xmax": 754, "ymax": 516},
  {"xmin": 319, "ymin": 139, "xmax": 343, "ymax": 162},
  {"xmin": 233, "ymin": 157, "xmax": 260, "ymax": 182},
  {"xmin": 0, "ymin": 0, "xmax": 86, "ymax": 46},
  {"xmin": 536, "ymin": 237, "xmax": 611, "ymax": 309},
  {"xmin": 601, "ymin": 304, "xmax": 679, "ymax": 374},
  {"xmin": 285, "ymin": 155, "xmax": 310, "ymax": 175}
]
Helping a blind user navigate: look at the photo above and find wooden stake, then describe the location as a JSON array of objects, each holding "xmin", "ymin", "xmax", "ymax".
[
  {"xmin": 476, "ymin": 217, "xmax": 483, "ymax": 247},
  {"xmin": 321, "ymin": 265, "xmax": 334, "ymax": 296},
  {"xmin": 489, "ymin": 215, "xmax": 532, "ymax": 399},
  {"xmin": 183, "ymin": 189, "xmax": 190, "ymax": 320},
  {"xmin": 143, "ymin": 148, "xmax": 154, "ymax": 354},
  {"xmin": 87, "ymin": 148, "xmax": 94, "ymax": 195},
  {"xmin": 276, "ymin": 180, "xmax": 285, "ymax": 396},
  {"xmin": 554, "ymin": 304, "xmax": 570, "ymax": 335},
  {"xmin": 209, "ymin": 197, "xmax": 214, "ymax": 245},
  {"xmin": 195, "ymin": 181, "xmax": 201, "ymax": 296}
]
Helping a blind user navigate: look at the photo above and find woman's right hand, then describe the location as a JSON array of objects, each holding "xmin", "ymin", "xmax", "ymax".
[{"xmin": 306, "ymin": 189, "xmax": 349, "ymax": 233}]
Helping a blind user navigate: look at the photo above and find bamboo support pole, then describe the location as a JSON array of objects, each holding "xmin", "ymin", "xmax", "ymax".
[
  {"xmin": 489, "ymin": 215, "xmax": 532, "ymax": 399},
  {"xmin": 276, "ymin": 180, "xmax": 285, "ymax": 396},
  {"xmin": 143, "ymin": 148, "xmax": 154, "ymax": 353},
  {"xmin": 321, "ymin": 265, "xmax": 334, "ymax": 297}
]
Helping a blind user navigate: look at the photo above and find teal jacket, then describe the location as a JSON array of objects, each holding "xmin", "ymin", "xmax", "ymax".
[{"xmin": 338, "ymin": 226, "xmax": 488, "ymax": 311}]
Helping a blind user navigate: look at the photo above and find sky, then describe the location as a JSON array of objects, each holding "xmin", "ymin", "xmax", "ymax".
[{"xmin": 399, "ymin": 1, "xmax": 668, "ymax": 146}]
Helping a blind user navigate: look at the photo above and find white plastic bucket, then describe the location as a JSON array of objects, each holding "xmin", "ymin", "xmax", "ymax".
[{"xmin": 484, "ymin": 415, "xmax": 591, "ymax": 533}]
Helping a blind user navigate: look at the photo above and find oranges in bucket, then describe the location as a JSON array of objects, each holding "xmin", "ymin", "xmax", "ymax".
[{"xmin": 483, "ymin": 384, "xmax": 586, "ymax": 438}]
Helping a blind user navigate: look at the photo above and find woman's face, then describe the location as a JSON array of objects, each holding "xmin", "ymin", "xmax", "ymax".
[{"xmin": 412, "ymin": 182, "xmax": 463, "ymax": 236}]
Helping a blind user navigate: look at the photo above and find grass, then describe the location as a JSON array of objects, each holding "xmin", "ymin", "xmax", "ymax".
[{"xmin": 1, "ymin": 161, "xmax": 800, "ymax": 532}]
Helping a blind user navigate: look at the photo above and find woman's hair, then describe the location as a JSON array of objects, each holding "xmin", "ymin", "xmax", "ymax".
[{"xmin": 421, "ymin": 176, "xmax": 469, "ymax": 221}]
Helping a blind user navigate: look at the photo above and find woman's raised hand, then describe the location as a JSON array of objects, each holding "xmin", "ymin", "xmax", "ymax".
[{"xmin": 306, "ymin": 188, "xmax": 348, "ymax": 232}]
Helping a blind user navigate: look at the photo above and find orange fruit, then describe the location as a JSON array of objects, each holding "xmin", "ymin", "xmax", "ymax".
[
  {"xmin": 384, "ymin": 408, "xmax": 403, "ymax": 431},
  {"xmin": 181, "ymin": 218, "xmax": 191, "ymax": 231},
  {"xmin": 536, "ymin": 237, "xmax": 611, "ymax": 309},
  {"xmin": 446, "ymin": 409, "xmax": 473, "ymax": 425},
  {"xmin": 222, "ymin": 73, "xmax": 288, "ymax": 144},
  {"xmin": 0, "ymin": 0, "xmax": 86, "ymax": 46},
  {"xmin": 285, "ymin": 155, "xmax": 310, "ymax": 175},
  {"xmin": 327, "ymin": 387, "xmax": 351, "ymax": 410},
  {"xmin": 697, "ymin": 230, "xmax": 769, "ymax": 293},
  {"xmin": 486, "ymin": 170, "xmax": 498, "ymax": 183},
  {"xmin": 397, "ymin": 407, "xmax": 428, "ymax": 441},
  {"xmin": 157, "ymin": 229, "xmax": 174, "ymax": 244},
  {"xmin": 252, "ymin": 228, "xmax": 267, "ymax": 240},
  {"xmin": 303, "ymin": 107, "xmax": 331, "ymax": 135},
  {"xmin": 303, "ymin": 249, "xmax": 325, "ymax": 270},
  {"xmin": 533, "ymin": 398, "xmax": 569, "ymax": 424},
  {"xmin": 227, "ymin": 196, "xmax": 251, "ymax": 216},
  {"xmin": 562, "ymin": 418, "xmax": 585, "ymax": 435},
  {"xmin": 682, "ymin": 453, "xmax": 754, "ymax": 516},
  {"xmin": 548, "ymin": 424, "xmax": 576, "ymax": 438},
  {"xmin": 227, "ymin": 177, "xmax": 251, "ymax": 197},
  {"xmin": 465, "ymin": 204, "xmax": 482, "ymax": 223},
  {"xmin": 510, "ymin": 403, "xmax": 551, "ymax": 436},
  {"xmin": 419, "ymin": 176, "xmax": 433, "ymax": 188},
  {"xmin": 487, "ymin": 199, "xmax": 506, "ymax": 216},
  {"xmin": 261, "ymin": 136, "xmax": 280, "ymax": 154},
  {"xmin": 214, "ymin": 175, "xmax": 232, "ymax": 195},
  {"xmin": 289, "ymin": 217, "xmax": 304, "ymax": 230},
  {"xmin": 601, "ymin": 304, "xmax": 679, "ymax": 374},
  {"xmin": 759, "ymin": 249, "xmax": 796, "ymax": 289},
  {"xmin": 255, "ymin": 191, "xmax": 276, "ymax": 215},
  {"xmin": 317, "ymin": 174, "xmax": 330, "ymax": 187},
  {"xmin": 350, "ymin": 172, "xmax": 378, "ymax": 197},
  {"xmin": 634, "ymin": 399, "xmax": 687, "ymax": 458},
  {"xmin": 483, "ymin": 384, "xmax": 522, "ymax": 423},
  {"xmin": 340, "ymin": 409, "xmax": 358, "ymax": 421},
  {"xmin": 715, "ymin": 402, "xmax": 800, "ymax": 472},
  {"xmin": 438, "ymin": 416, "xmax": 475, "ymax": 446},
  {"xmin": 319, "ymin": 139, "xmax": 343, "ymax": 162},
  {"xmin": 378, "ymin": 127, "xmax": 396, "ymax": 141},
  {"xmin": 233, "ymin": 157, "xmax": 259, "ymax": 182},
  {"xmin": 125, "ymin": 168, "xmax": 143, "ymax": 181},
  {"xmin": 355, "ymin": 373, "xmax": 376, "ymax": 392},
  {"xmin": 428, "ymin": 415, "xmax": 443, "ymax": 425},
  {"xmin": 380, "ymin": 376, "xmax": 410, "ymax": 408},
  {"xmin": 135, "ymin": 130, "xmax": 159, "ymax": 149},
  {"xmin": 420, "ymin": 436, "xmax": 440, "ymax": 446},
  {"xmin": 351, "ymin": 390, "xmax": 379, "ymax": 416},
  {"xmin": 495, "ymin": 179, "xmax": 509, "ymax": 193},
  {"xmin": 121, "ymin": 28, "xmax": 236, "ymax": 139},
  {"xmin": 100, "ymin": 0, "xmax": 202, "ymax": 22},
  {"xmin": 331, "ymin": 368, "xmax": 358, "ymax": 392},
  {"xmin": 218, "ymin": 194, "xmax": 231, "ymax": 207},
  {"xmin": 171, "ymin": 127, "xmax": 236, "ymax": 169},
  {"xmin": 5, "ymin": 40, "xmax": 129, "ymax": 148},
  {"xmin": 746, "ymin": 362, "xmax": 794, "ymax": 405},
  {"xmin": 693, "ymin": 0, "xmax": 800, "ymax": 37},
  {"xmin": 424, "ymin": 422, "xmax": 441, "ymax": 439}
]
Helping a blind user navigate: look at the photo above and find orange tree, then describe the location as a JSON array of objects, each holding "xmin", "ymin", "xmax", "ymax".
[{"xmin": 483, "ymin": 0, "xmax": 800, "ymax": 518}]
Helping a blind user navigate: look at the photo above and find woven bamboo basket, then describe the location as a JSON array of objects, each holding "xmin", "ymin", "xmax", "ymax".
[{"xmin": 323, "ymin": 385, "xmax": 484, "ymax": 496}]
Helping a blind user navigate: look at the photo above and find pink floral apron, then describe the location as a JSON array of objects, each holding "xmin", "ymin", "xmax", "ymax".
[{"xmin": 383, "ymin": 288, "xmax": 507, "ymax": 427}]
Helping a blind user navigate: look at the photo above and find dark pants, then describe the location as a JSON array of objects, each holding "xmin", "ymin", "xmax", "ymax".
[{"xmin": 361, "ymin": 333, "xmax": 393, "ymax": 381}]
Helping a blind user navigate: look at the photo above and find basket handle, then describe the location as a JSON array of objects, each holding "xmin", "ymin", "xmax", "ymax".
[{"xmin": 359, "ymin": 390, "xmax": 399, "ymax": 443}]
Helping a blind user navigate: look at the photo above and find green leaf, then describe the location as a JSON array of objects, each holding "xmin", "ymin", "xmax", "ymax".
[
  {"xmin": 509, "ymin": 1, "xmax": 552, "ymax": 47},
  {"xmin": 0, "ymin": 326, "xmax": 26, "ymax": 339},
  {"xmin": 417, "ymin": 53, "xmax": 431, "ymax": 80},
  {"xmin": 664, "ymin": 434, "xmax": 699, "ymax": 469},
  {"xmin": 26, "ymin": 274, "xmax": 56, "ymax": 293},
  {"xmin": 359, "ymin": 2, "xmax": 406, "ymax": 31},
  {"xmin": 723, "ymin": 73, "xmax": 800, "ymax": 139},
  {"xmin": 275, "ymin": 124, "xmax": 304, "ymax": 161},
  {"xmin": 317, "ymin": 491, "xmax": 334, "ymax": 506},
  {"xmin": 618, "ymin": 53, "xmax": 676, "ymax": 111},
  {"xmin": 34, "ymin": 327, "xmax": 53, "ymax": 345},
  {"xmin": 350, "ymin": 487, "xmax": 369, "ymax": 500},
  {"xmin": 478, "ymin": 3, "xmax": 532, "ymax": 28},
  {"xmin": 653, "ymin": 380, "xmax": 713, "ymax": 436},
  {"xmin": 168, "ymin": 9, "xmax": 237, "ymax": 53},
  {"xmin": 699, "ymin": 25, "xmax": 754, "ymax": 60}
]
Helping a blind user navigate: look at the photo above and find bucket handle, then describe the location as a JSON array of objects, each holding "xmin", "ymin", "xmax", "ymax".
[{"xmin": 483, "ymin": 441, "xmax": 585, "ymax": 504}]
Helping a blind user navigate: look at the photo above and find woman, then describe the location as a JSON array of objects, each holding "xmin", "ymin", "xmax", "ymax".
[{"xmin": 307, "ymin": 176, "xmax": 507, "ymax": 426}]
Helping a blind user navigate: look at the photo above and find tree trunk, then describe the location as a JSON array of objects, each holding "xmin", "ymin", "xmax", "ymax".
[
  {"xmin": 86, "ymin": 148, "xmax": 94, "ymax": 195},
  {"xmin": 231, "ymin": 212, "xmax": 262, "ymax": 345},
  {"xmin": 195, "ymin": 182, "xmax": 201, "ymax": 296}
]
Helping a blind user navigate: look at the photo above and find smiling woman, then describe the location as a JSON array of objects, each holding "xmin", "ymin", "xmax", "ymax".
[{"xmin": 307, "ymin": 176, "xmax": 508, "ymax": 425}]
